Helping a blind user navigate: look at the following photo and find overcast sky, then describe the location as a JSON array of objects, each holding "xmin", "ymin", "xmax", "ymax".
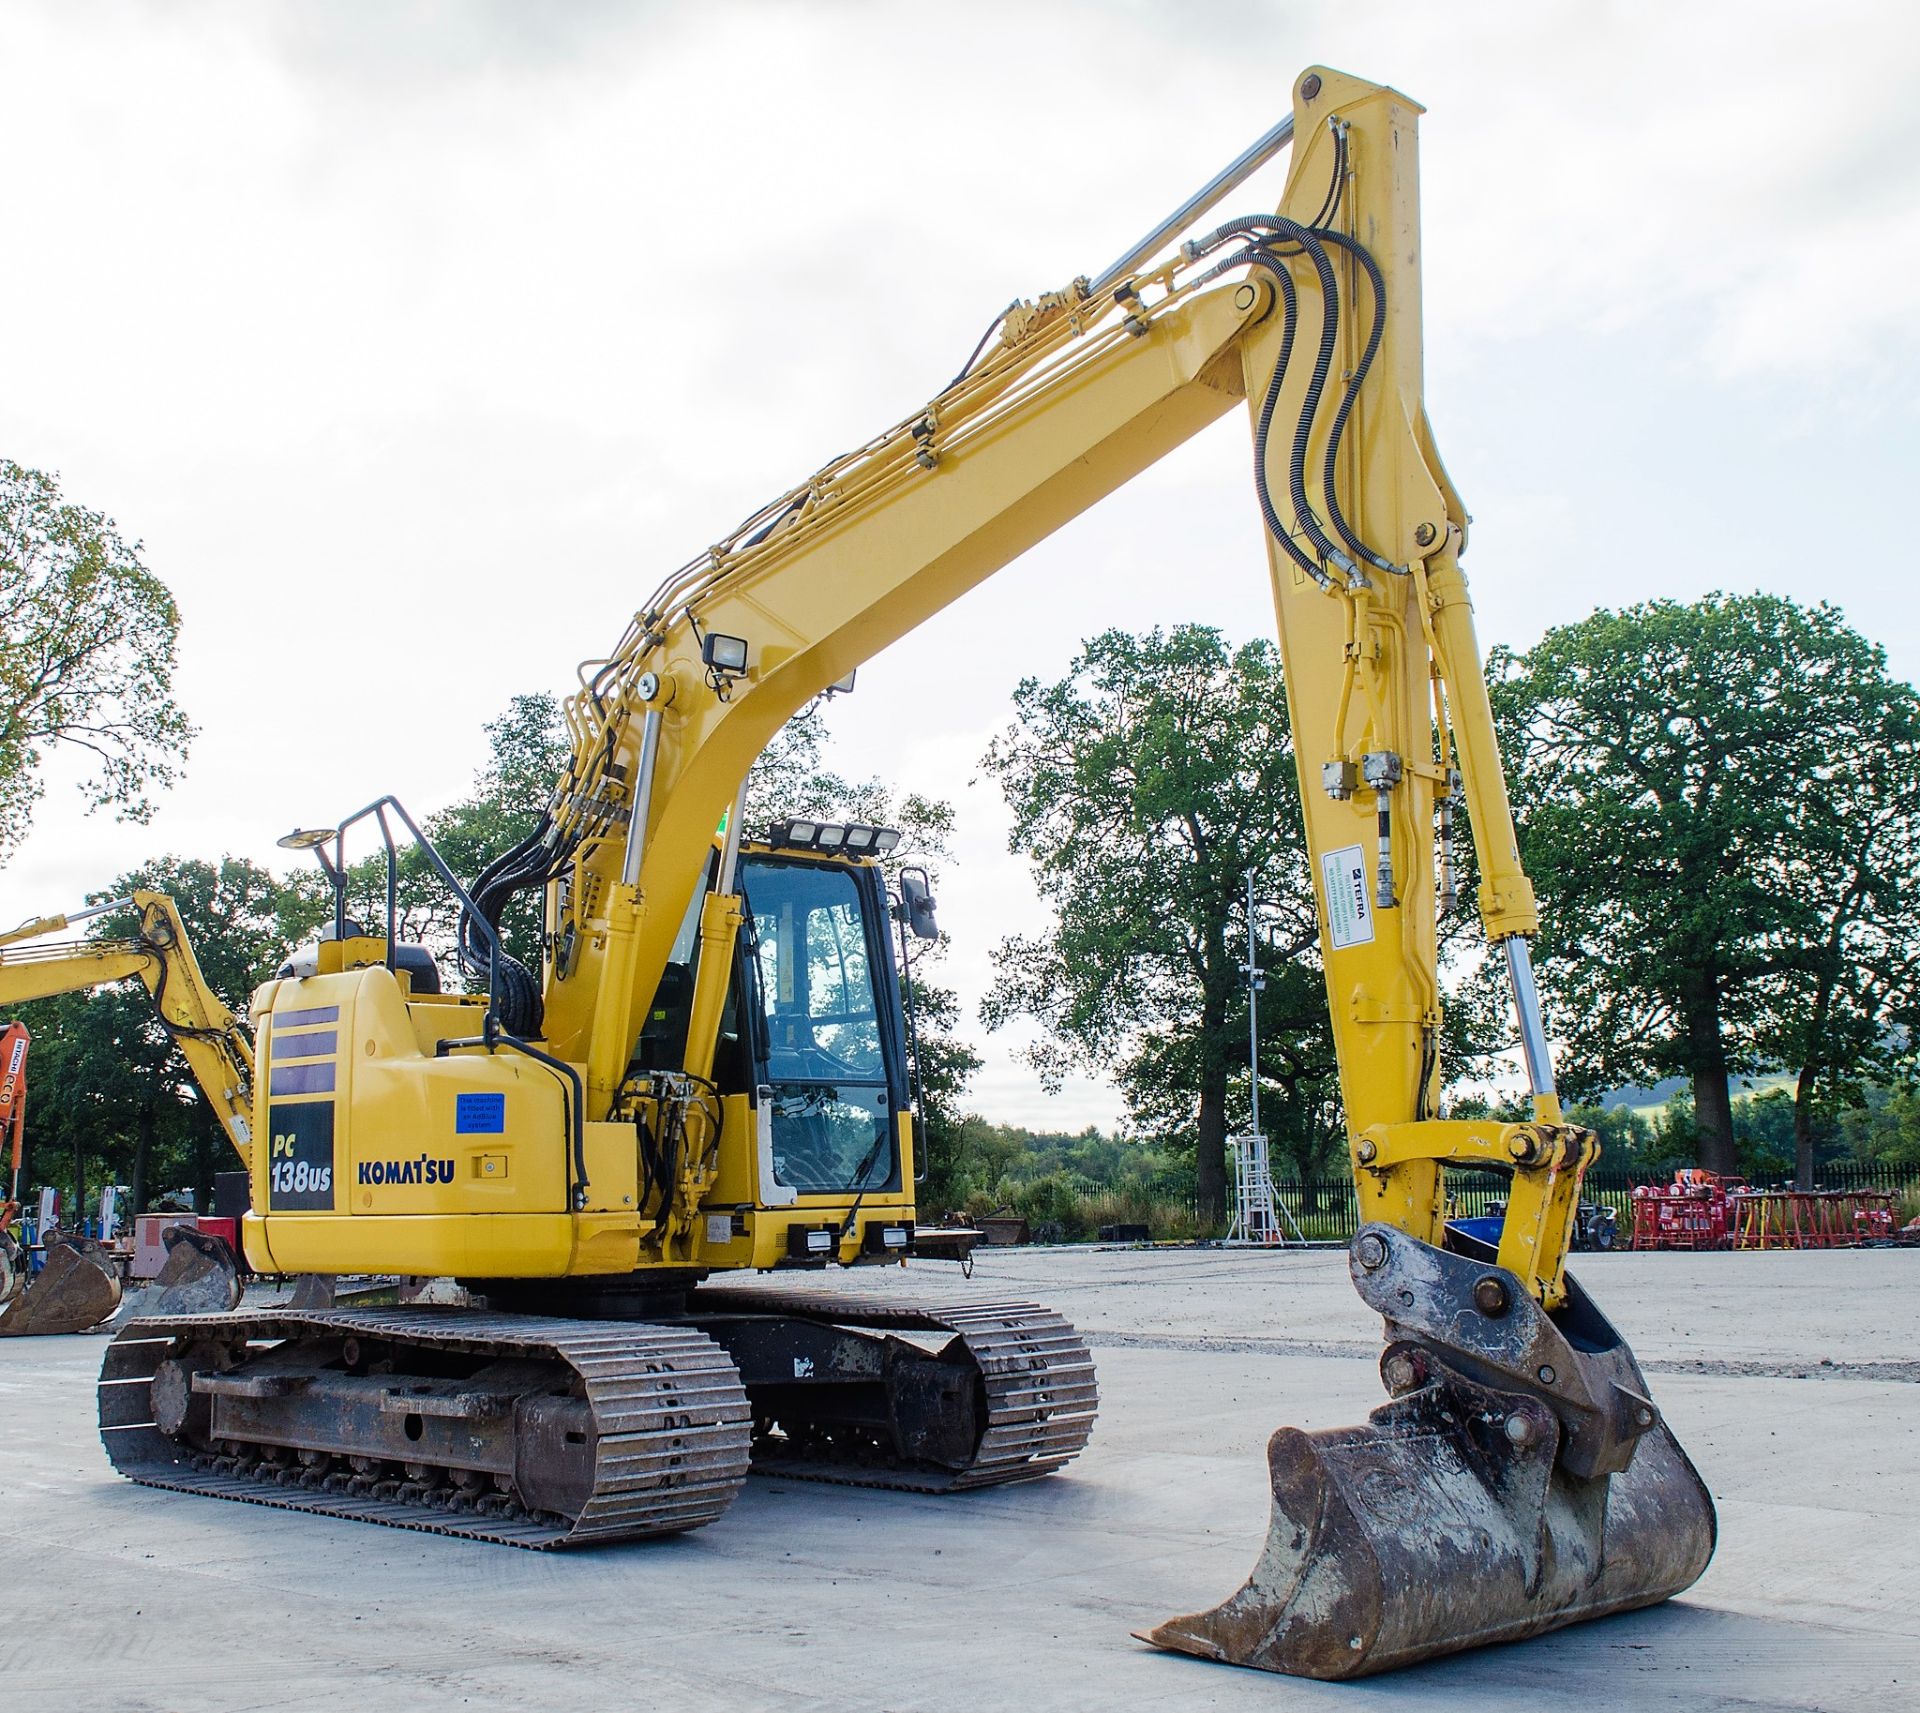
[{"xmin": 4, "ymin": 1, "xmax": 1917, "ymax": 1131}]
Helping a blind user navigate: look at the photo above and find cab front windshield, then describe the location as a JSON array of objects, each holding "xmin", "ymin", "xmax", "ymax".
[{"xmin": 740, "ymin": 855, "xmax": 896, "ymax": 1196}]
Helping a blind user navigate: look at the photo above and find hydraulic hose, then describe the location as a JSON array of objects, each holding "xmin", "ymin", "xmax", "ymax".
[
  {"xmin": 1261, "ymin": 220, "xmax": 1354, "ymax": 580},
  {"xmin": 1311, "ymin": 228, "xmax": 1401, "ymax": 576},
  {"xmin": 1242, "ymin": 253, "xmax": 1327, "ymax": 586}
]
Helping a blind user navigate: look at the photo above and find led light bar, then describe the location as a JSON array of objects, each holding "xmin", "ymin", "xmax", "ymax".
[
  {"xmin": 786, "ymin": 1222, "xmax": 842, "ymax": 1260},
  {"xmin": 765, "ymin": 818, "xmax": 904, "ymax": 859}
]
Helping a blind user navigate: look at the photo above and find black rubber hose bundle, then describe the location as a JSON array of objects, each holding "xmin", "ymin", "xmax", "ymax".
[
  {"xmin": 1244, "ymin": 252, "xmax": 1324, "ymax": 583},
  {"xmin": 1310, "ymin": 227, "xmax": 1398, "ymax": 575},
  {"xmin": 459, "ymin": 824, "xmax": 556, "ymax": 1037},
  {"xmin": 1239, "ymin": 218, "xmax": 1401, "ymax": 585}
]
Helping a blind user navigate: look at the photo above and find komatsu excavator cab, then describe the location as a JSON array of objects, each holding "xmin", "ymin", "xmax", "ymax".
[
  {"xmin": 731, "ymin": 842, "xmax": 912, "ymax": 1209},
  {"xmin": 621, "ymin": 826, "xmax": 924, "ymax": 1254},
  {"xmin": 96, "ymin": 795, "xmax": 1095, "ymax": 1541}
]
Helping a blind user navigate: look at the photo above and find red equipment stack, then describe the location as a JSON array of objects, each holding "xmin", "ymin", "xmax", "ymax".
[
  {"xmin": 1731, "ymin": 1188, "xmax": 1896, "ymax": 1250},
  {"xmin": 1630, "ymin": 1169, "xmax": 1744, "ymax": 1251}
]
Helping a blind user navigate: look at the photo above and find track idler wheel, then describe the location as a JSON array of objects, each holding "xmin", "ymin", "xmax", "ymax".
[{"xmin": 1142, "ymin": 1225, "xmax": 1717, "ymax": 1678}]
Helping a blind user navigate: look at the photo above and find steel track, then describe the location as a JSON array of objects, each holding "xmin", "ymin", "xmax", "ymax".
[
  {"xmin": 98, "ymin": 1308, "xmax": 751, "ymax": 1548},
  {"xmin": 689, "ymin": 1287, "xmax": 1099, "ymax": 1490}
]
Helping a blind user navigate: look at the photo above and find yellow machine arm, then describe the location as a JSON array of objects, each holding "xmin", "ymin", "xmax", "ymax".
[
  {"xmin": 0, "ymin": 892, "xmax": 255, "ymax": 1170},
  {"xmin": 508, "ymin": 66, "xmax": 1586, "ymax": 1308}
]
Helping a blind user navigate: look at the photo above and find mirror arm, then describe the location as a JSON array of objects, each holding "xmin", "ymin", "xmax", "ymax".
[{"xmin": 892, "ymin": 884, "xmax": 929, "ymax": 1182}]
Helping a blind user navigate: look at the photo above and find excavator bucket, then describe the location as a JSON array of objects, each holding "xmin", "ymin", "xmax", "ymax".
[
  {"xmin": 1143, "ymin": 1225, "xmax": 1717, "ymax": 1678},
  {"xmin": 0, "ymin": 1235, "xmax": 122, "ymax": 1336},
  {"xmin": 119, "ymin": 1224, "xmax": 243, "ymax": 1319}
]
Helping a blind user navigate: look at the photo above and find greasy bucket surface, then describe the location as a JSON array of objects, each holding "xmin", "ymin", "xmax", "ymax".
[
  {"xmin": 0, "ymin": 1238, "xmax": 121, "ymax": 1337},
  {"xmin": 1142, "ymin": 1373, "xmax": 1716, "ymax": 1678}
]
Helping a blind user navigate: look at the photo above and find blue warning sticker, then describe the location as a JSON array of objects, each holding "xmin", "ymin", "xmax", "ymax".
[{"xmin": 455, "ymin": 1091, "xmax": 507, "ymax": 1135}]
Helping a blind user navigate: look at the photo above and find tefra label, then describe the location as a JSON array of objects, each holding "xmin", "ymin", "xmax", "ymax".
[
  {"xmin": 455, "ymin": 1091, "xmax": 507, "ymax": 1134},
  {"xmin": 1321, "ymin": 843, "xmax": 1375, "ymax": 949}
]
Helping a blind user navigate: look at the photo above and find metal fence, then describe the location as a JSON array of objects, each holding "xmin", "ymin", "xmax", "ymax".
[{"xmin": 1265, "ymin": 1162, "xmax": 1920, "ymax": 1245}]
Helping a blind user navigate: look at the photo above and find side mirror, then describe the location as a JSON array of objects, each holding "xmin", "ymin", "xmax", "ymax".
[{"xmin": 897, "ymin": 868, "xmax": 939, "ymax": 941}]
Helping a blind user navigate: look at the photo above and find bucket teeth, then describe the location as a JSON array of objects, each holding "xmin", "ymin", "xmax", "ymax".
[{"xmin": 1142, "ymin": 1230, "xmax": 1718, "ymax": 1679}]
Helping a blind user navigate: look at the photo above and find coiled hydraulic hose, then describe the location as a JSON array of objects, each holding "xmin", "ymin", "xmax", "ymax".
[
  {"xmin": 1243, "ymin": 252, "xmax": 1327, "ymax": 586},
  {"xmin": 1260, "ymin": 219, "xmax": 1358, "ymax": 582},
  {"xmin": 1192, "ymin": 201, "xmax": 1401, "ymax": 586},
  {"xmin": 1311, "ymin": 227, "xmax": 1401, "ymax": 576}
]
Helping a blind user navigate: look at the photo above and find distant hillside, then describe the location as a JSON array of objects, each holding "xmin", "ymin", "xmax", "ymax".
[{"xmin": 1598, "ymin": 1073, "xmax": 1795, "ymax": 1114}]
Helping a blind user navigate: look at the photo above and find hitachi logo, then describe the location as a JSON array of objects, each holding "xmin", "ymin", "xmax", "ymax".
[{"xmin": 359, "ymin": 1156, "xmax": 455, "ymax": 1186}]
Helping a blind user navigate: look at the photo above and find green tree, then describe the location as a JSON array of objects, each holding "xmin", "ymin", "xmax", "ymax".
[
  {"xmin": 14, "ymin": 855, "xmax": 327, "ymax": 1216},
  {"xmin": 0, "ymin": 460, "xmax": 195, "ymax": 862},
  {"xmin": 1751, "ymin": 694, "xmax": 1920, "ymax": 1187},
  {"xmin": 1731, "ymin": 1087, "xmax": 1797, "ymax": 1178},
  {"xmin": 980, "ymin": 626, "xmax": 1331, "ymax": 1225},
  {"xmin": 1562, "ymin": 1101, "xmax": 1661, "ymax": 1173},
  {"xmin": 1492, "ymin": 594, "xmax": 1920, "ymax": 1178},
  {"xmin": 1838, "ymin": 1081, "xmax": 1920, "ymax": 1166}
]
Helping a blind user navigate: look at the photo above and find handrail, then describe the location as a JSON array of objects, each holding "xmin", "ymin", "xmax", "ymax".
[{"xmin": 324, "ymin": 794, "xmax": 507, "ymax": 1031}]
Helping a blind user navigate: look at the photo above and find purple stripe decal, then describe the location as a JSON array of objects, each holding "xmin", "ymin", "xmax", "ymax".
[
  {"xmin": 277, "ymin": 1005, "xmax": 340, "ymax": 1029},
  {"xmin": 270, "ymin": 1061, "xmax": 337, "ymax": 1096},
  {"xmin": 274, "ymin": 1029, "xmax": 337, "ymax": 1061}
]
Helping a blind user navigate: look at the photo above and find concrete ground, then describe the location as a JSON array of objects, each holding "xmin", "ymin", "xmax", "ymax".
[{"xmin": 1, "ymin": 1245, "xmax": 1914, "ymax": 1711}]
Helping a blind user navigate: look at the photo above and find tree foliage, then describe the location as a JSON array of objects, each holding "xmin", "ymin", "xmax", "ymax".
[
  {"xmin": 1838, "ymin": 1081, "xmax": 1920, "ymax": 1167},
  {"xmin": 0, "ymin": 461, "xmax": 195, "ymax": 862},
  {"xmin": 1491, "ymin": 593, "xmax": 1920, "ymax": 1178},
  {"xmin": 925, "ymin": 1119, "xmax": 1199, "ymax": 1240},
  {"xmin": 980, "ymin": 626, "xmax": 1336, "ymax": 1224}
]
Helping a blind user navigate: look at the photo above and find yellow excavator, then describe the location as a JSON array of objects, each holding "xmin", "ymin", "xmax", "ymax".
[{"xmin": 4, "ymin": 66, "xmax": 1715, "ymax": 1680}]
